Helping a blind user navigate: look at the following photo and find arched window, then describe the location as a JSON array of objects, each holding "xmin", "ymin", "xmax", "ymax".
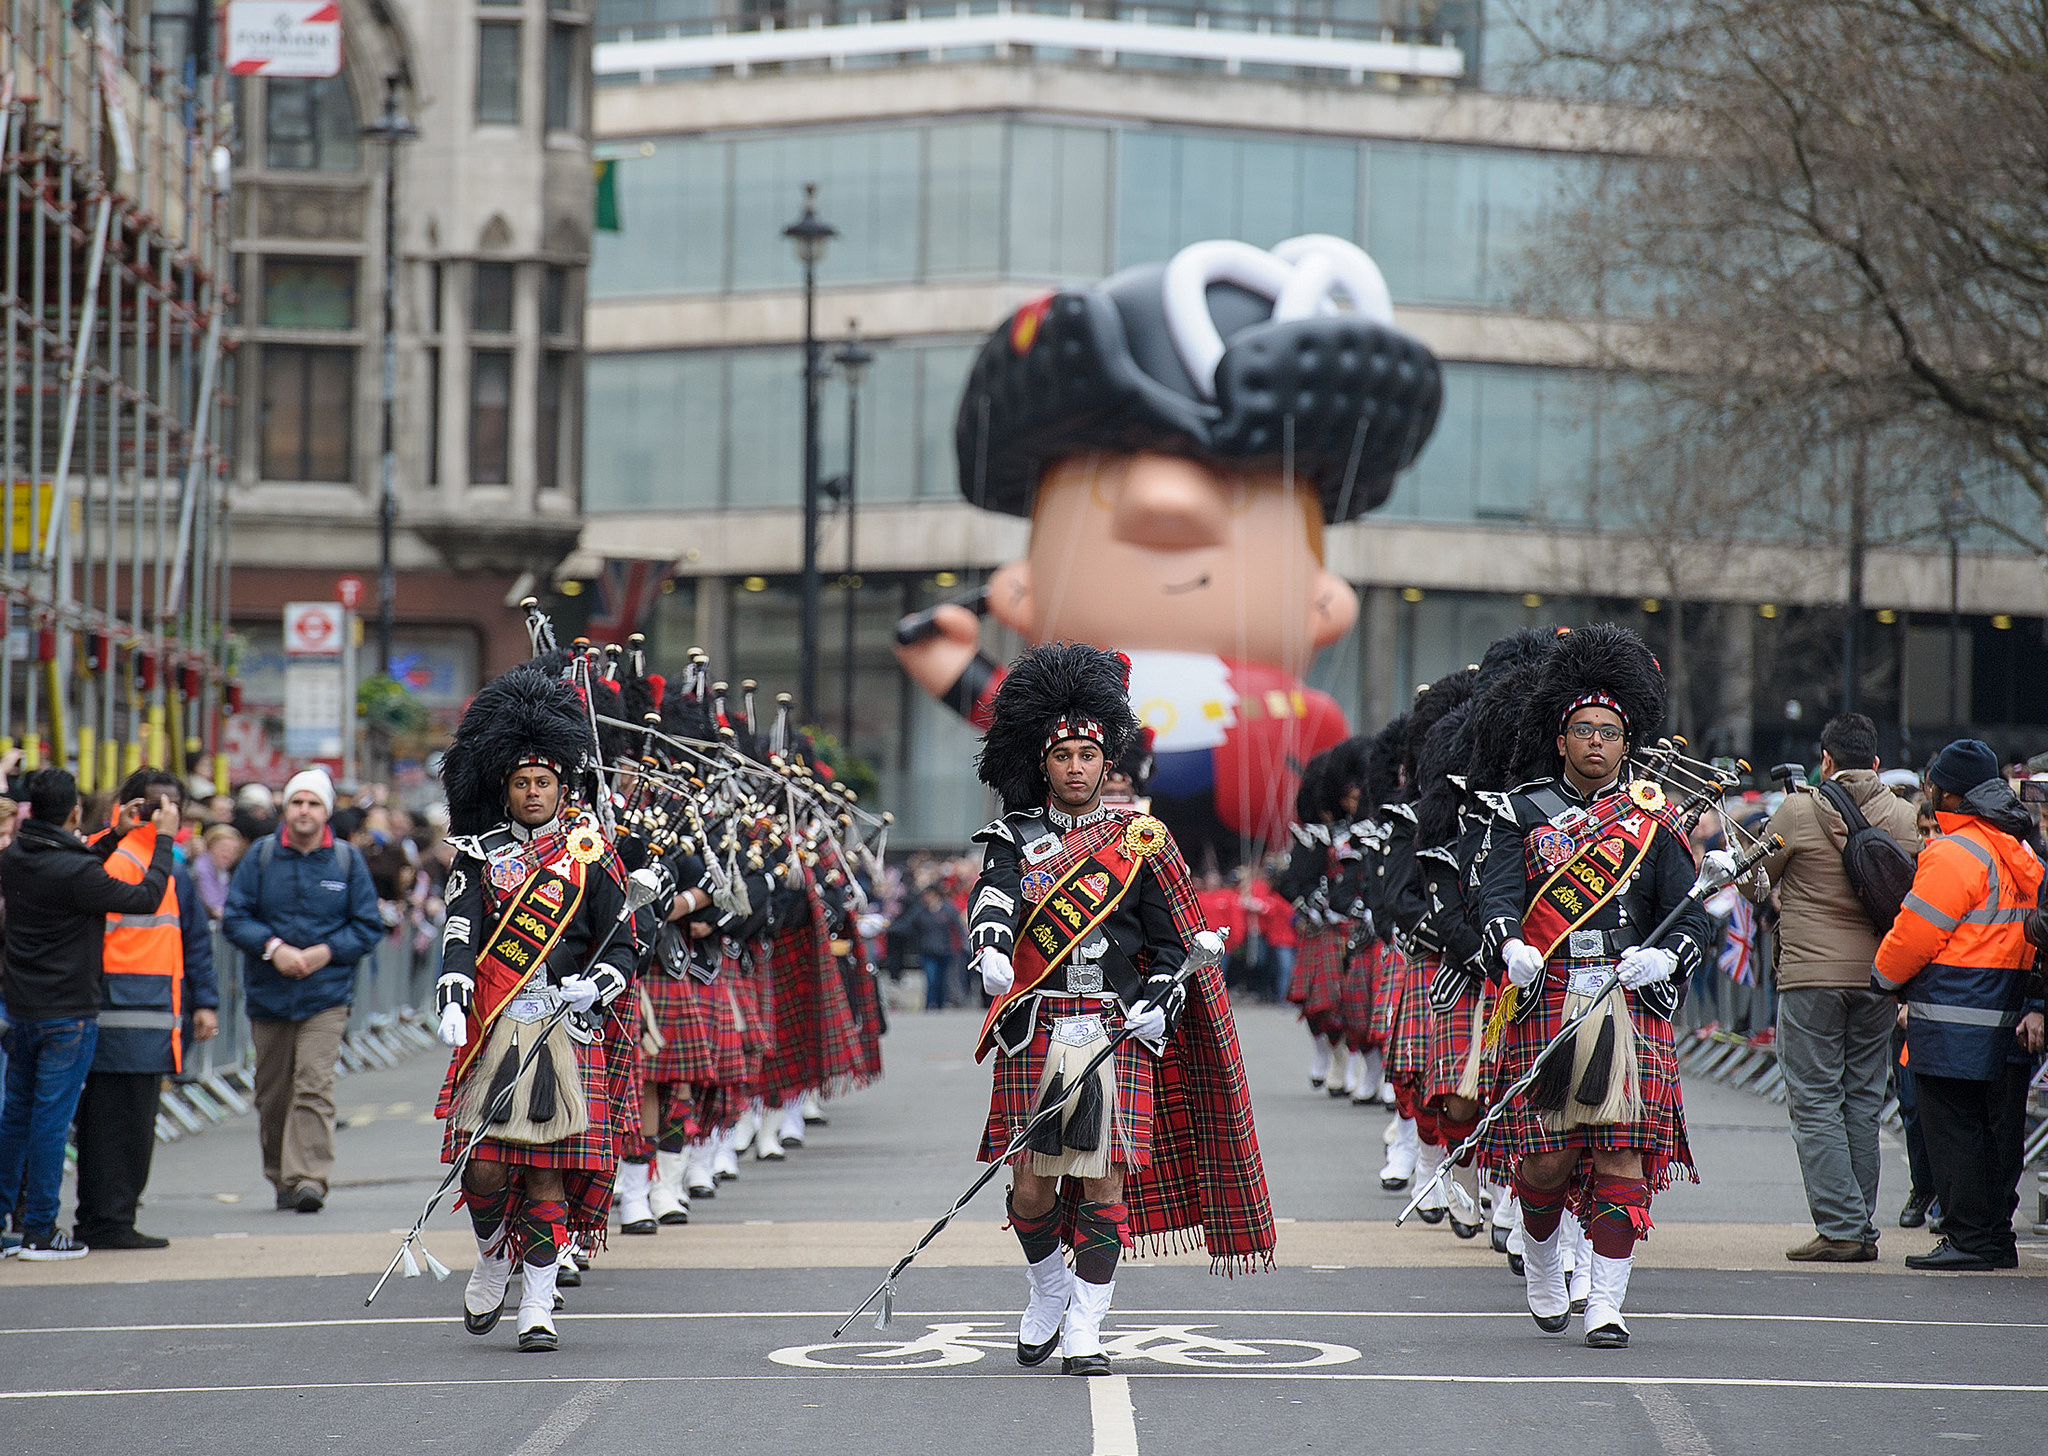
[{"xmin": 266, "ymin": 76, "xmax": 361, "ymax": 172}]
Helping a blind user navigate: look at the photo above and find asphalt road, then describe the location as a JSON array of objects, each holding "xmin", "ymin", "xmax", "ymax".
[{"xmin": 5, "ymin": 998, "xmax": 2043, "ymax": 1456}]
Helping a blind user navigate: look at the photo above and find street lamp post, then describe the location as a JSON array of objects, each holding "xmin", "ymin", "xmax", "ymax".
[
  {"xmin": 834, "ymin": 324, "xmax": 873, "ymax": 751},
  {"xmin": 363, "ymin": 75, "xmax": 419, "ymax": 682},
  {"xmin": 784, "ymin": 184, "xmax": 837, "ymax": 725}
]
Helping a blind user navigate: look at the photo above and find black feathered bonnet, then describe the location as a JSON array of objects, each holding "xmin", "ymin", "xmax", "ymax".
[
  {"xmin": 1363, "ymin": 713, "xmax": 1409, "ymax": 808},
  {"xmin": 443, "ymin": 667, "xmax": 594, "ymax": 836},
  {"xmin": 1295, "ymin": 734, "xmax": 1373, "ymax": 823},
  {"xmin": 1521, "ymin": 623, "xmax": 1665, "ymax": 778},
  {"xmin": 1403, "ymin": 669, "xmax": 1477, "ymax": 784},
  {"xmin": 977, "ymin": 642, "xmax": 1140, "ymax": 812},
  {"xmin": 1414, "ymin": 702, "xmax": 1474, "ymax": 848},
  {"xmin": 956, "ymin": 236, "xmax": 1443, "ymax": 523}
]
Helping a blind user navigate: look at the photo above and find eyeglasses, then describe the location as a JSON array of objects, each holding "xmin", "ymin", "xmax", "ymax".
[{"xmin": 1567, "ymin": 723, "xmax": 1625, "ymax": 743}]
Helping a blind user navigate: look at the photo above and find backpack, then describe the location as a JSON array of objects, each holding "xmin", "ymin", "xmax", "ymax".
[
  {"xmin": 256, "ymin": 832, "xmax": 357, "ymax": 883},
  {"xmin": 1813, "ymin": 780, "xmax": 1917, "ymax": 933}
]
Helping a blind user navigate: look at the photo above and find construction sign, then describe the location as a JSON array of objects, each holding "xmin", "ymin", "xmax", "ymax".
[{"xmin": 225, "ymin": 2, "xmax": 343, "ymax": 78}]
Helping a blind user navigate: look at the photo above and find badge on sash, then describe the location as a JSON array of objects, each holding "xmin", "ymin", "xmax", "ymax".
[
  {"xmin": 1532, "ymin": 825, "xmax": 1576, "ymax": 869},
  {"xmin": 1020, "ymin": 869, "xmax": 1056, "ymax": 903},
  {"xmin": 487, "ymin": 850, "xmax": 528, "ymax": 894},
  {"xmin": 1023, "ymin": 834, "xmax": 1061, "ymax": 865}
]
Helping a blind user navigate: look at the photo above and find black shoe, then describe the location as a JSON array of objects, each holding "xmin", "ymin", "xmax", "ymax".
[
  {"xmin": 517, "ymin": 1324, "xmax": 559, "ymax": 1353},
  {"xmin": 620, "ymin": 1216, "xmax": 658, "ymax": 1235},
  {"xmin": 76, "ymin": 1227, "xmax": 169, "ymax": 1250},
  {"xmin": 1898, "ymin": 1190, "xmax": 1935, "ymax": 1229},
  {"xmin": 1585, "ymin": 1322, "xmax": 1629, "ymax": 1349},
  {"xmin": 1018, "ymin": 1325, "xmax": 1063, "ymax": 1368},
  {"xmin": 571, "ymin": 1249, "xmax": 592, "ymax": 1271},
  {"xmin": 275, "ymin": 1187, "xmax": 294, "ymax": 1211},
  {"xmin": 1062, "ymin": 1353, "xmax": 1111, "ymax": 1376},
  {"xmin": 1417, "ymin": 1207, "xmax": 1446, "ymax": 1226},
  {"xmin": 1327, "ymin": 1085, "xmax": 1349, "ymax": 1099},
  {"xmin": 1570, "ymin": 1298, "xmax": 1588, "ymax": 1315},
  {"xmin": 1905, "ymin": 1239, "xmax": 1998, "ymax": 1272},
  {"xmin": 557, "ymin": 1263, "xmax": 581, "ymax": 1288},
  {"xmin": 659, "ymin": 1207, "xmax": 689, "ymax": 1226},
  {"xmin": 689, "ymin": 1182, "xmax": 716, "ymax": 1199},
  {"xmin": 291, "ymin": 1184, "xmax": 325, "ymax": 1214},
  {"xmin": 464, "ymin": 1306, "xmax": 503, "ymax": 1336},
  {"xmin": 1309, "ymin": 1076, "xmax": 1325, "ymax": 1090},
  {"xmin": 1507, "ymin": 1253, "xmax": 1525, "ymax": 1277},
  {"xmin": 1490, "ymin": 1226, "xmax": 1510, "ymax": 1255},
  {"xmin": 1450, "ymin": 1216, "xmax": 1482, "ymax": 1241},
  {"xmin": 1530, "ymin": 1310, "xmax": 1570, "ymax": 1334},
  {"xmin": 1380, "ymin": 1176, "xmax": 1410, "ymax": 1192}
]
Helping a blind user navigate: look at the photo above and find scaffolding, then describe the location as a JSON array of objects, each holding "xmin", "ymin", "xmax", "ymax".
[{"xmin": 0, "ymin": 1, "xmax": 234, "ymax": 796}]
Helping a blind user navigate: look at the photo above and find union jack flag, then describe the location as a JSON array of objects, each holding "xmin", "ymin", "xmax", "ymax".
[
  {"xmin": 1717, "ymin": 891, "xmax": 1758, "ymax": 986},
  {"xmin": 586, "ymin": 557, "xmax": 674, "ymax": 644}
]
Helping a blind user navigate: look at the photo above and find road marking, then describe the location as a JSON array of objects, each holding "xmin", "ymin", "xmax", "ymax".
[
  {"xmin": 1090, "ymin": 1374, "xmax": 1139, "ymax": 1455},
  {"xmin": 511, "ymin": 1380, "xmax": 620, "ymax": 1456},
  {"xmin": 6, "ymin": 1307, "xmax": 2043, "ymax": 1337},
  {"xmin": 2, "ymin": 1373, "xmax": 2046, "ymax": 1402},
  {"xmin": 1633, "ymin": 1382, "xmax": 1713, "ymax": 1456}
]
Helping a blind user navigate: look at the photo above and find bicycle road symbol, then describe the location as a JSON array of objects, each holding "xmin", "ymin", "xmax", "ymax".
[{"xmin": 770, "ymin": 1321, "xmax": 1360, "ymax": 1371}]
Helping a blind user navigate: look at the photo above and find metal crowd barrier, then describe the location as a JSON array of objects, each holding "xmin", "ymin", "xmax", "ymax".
[{"xmin": 156, "ymin": 927, "xmax": 442, "ymax": 1144}]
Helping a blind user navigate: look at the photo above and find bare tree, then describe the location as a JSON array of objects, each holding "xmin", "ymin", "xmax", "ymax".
[{"xmin": 1514, "ymin": 0, "xmax": 2048, "ymax": 552}]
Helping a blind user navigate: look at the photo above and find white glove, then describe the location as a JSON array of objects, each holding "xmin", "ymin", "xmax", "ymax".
[
  {"xmin": 436, "ymin": 1003, "xmax": 468, "ymax": 1048},
  {"xmin": 1617, "ymin": 946, "xmax": 1678, "ymax": 990},
  {"xmin": 1701, "ymin": 849, "xmax": 1739, "ymax": 886},
  {"xmin": 559, "ymin": 975, "xmax": 600, "ymax": 1014},
  {"xmin": 1502, "ymin": 938, "xmax": 1546, "ymax": 990},
  {"xmin": 977, "ymin": 948, "xmax": 1014, "ymax": 997},
  {"xmin": 1125, "ymin": 1000, "xmax": 1168, "ymax": 1042}
]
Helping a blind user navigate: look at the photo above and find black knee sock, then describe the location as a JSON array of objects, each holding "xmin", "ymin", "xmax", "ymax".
[
  {"xmin": 463, "ymin": 1179, "xmax": 511, "ymax": 1244},
  {"xmin": 1073, "ymin": 1200, "xmax": 1128, "ymax": 1286},
  {"xmin": 1009, "ymin": 1191, "xmax": 1063, "ymax": 1266}
]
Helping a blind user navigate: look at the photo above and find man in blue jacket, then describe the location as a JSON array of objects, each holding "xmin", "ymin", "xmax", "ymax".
[{"xmin": 223, "ymin": 768, "xmax": 382, "ymax": 1213}]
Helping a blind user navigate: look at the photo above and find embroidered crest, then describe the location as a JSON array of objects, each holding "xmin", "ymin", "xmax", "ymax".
[
  {"xmin": 487, "ymin": 851, "xmax": 528, "ymax": 894},
  {"xmin": 1020, "ymin": 868, "xmax": 1057, "ymax": 903},
  {"xmin": 1532, "ymin": 825, "xmax": 1577, "ymax": 869},
  {"xmin": 1123, "ymin": 814, "xmax": 1168, "ymax": 860},
  {"xmin": 1077, "ymin": 871, "xmax": 1112, "ymax": 901},
  {"xmin": 534, "ymin": 877, "xmax": 566, "ymax": 910}
]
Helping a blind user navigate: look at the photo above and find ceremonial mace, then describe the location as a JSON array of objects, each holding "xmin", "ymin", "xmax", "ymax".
[
  {"xmin": 1393, "ymin": 830, "xmax": 1782, "ymax": 1227},
  {"xmin": 830, "ymin": 928, "xmax": 1229, "ymax": 1338},
  {"xmin": 362, "ymin": 860, "xmax": 677, "ymax": 1306}
]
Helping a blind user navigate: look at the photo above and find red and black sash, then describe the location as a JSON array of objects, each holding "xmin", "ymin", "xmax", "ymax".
[
  {"xmin": 1520, "ymin": 810, "xmax": 1662, "ymax": 961},
  {"xmin": 976, "ymin": 817, "xmax": 1158, "ymax": 1060},
  {"xmin": 454, "ymin": 859, "xmax": 588, "ymax": 1082}
]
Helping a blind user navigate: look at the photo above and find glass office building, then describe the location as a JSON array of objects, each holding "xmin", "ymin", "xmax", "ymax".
[{"xmin": 575, "ymin": 0, "xmax": 2044, "ymax": 842}]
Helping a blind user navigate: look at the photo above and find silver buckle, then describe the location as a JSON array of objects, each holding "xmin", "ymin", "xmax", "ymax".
[
  {"xmin": 1066, "ymin": 961, "xmax": 1103, "ymax": 994},
  {"xmin": 1568, "ymin": 929, "xmax": 1605, "ymax": 959}
]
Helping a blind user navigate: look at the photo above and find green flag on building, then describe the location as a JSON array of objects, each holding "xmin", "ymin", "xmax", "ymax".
[{"xmin": 594, "ymin": 159, "xmax": 621, "ymax": 232}]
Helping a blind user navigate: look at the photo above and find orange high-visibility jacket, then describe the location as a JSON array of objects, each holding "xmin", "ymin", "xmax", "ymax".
[
  {"xmin": 1874, "ymin": 811, "xmax": 2041, "ymax": 1080},
  {"xmin": 94, "ymin": 824, "xmax": 186, "ymax": 1073}
]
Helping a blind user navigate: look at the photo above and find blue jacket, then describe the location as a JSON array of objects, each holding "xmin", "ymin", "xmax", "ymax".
[{"xmin": 222, "ymin": 831, "xmax": 384, "ymax": 1022}]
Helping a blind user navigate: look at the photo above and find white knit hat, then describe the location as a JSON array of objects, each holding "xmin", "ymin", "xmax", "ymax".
[{"xmin": 282, "ymin": 768, "xmax": 336, "ymax": 814}]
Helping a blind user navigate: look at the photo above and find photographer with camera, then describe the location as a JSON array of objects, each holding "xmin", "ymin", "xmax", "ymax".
[
  {"xmin": 0, "ymin": 769, "xmax": 181, "ymax": 1260},
  {"xmin": 1761, "ymin": 713, "xmax": 1923, "ymax": 1263}
]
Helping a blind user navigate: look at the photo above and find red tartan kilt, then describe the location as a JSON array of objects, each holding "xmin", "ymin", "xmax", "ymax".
[
  {"xmin": 1424, "ymin": 981, "xmax": 1488, "ymax": 1106},
  {"xmin": 643, "ymin": 970, "xmax": 716, "ymax": 1086},
  {"xmin": 1368, "ymin": 943, "xmax": 1407, "ymax": 1049},
  {"xmin": 605, "ymin": 999, "xmax": 646, "ymax": 1146},
  {"xmin": 700, "ymin": 974, "xmax": 752, "ymax": 1087},
  {"xmin": 1384, "ymin": 953, "xmax": 1435, "ymax": 1081},
  {"xmin": 437, "ymin": 1031, "xmax": 613, "ymax": 1171},
  {"xmin": 1475, "ymin": 969, "xmax": 1694, "ymax": 1183},
  {"xmin": 1339, "ymin": 942, "xmax": 1377, "ymax": 1050},
  {"xmin": 1294, "ymin": 929, "xmax": 1346, "ymax": 1038},
  {"xmin": 979, "ymin": 995, "xmax": 1155, "ymax": 1172}
]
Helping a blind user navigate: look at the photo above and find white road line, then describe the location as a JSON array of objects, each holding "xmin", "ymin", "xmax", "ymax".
[
  {"xmin": 511, "ymin": 1380, "xmax": 620, "ymax": 1456},
  {"xmin": 1633, "ymin": 1383, "xmax": 1714, "ymax": 1456},
  {"xmin": 1090, "ymin": 1373, "xmax": 1140, "ymax": 1455},
  {"xmin": 2, "ymin": 1373, "xmax": 2045, "ymax": 1402},
  {"xmin": 5, "ymin": 1308, "xmax": 2041, "ymax": 1337}
]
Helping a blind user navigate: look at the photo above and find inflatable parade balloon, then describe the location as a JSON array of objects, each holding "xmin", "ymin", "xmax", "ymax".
[{"xmin": 894, "ymin": 236, "xmax": 1443, "ymax": 868}]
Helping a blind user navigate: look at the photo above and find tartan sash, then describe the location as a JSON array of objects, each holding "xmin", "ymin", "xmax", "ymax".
[
  {"xmin": 453, "ymin": 860, "xmax": 587, "ymax": 1083},
  {"xmin": 977, "ymin": 819, "xmax": 1145, "ymax": 1060},
  {"xmin": 1520, "ymin": 809, "xmax": 1661, "ymax": 959}
]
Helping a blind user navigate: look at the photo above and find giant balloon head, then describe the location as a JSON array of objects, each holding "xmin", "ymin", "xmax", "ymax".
[{"xmin": 897, "ymin": 236, "xmax": 1443, "ymax": 867}]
